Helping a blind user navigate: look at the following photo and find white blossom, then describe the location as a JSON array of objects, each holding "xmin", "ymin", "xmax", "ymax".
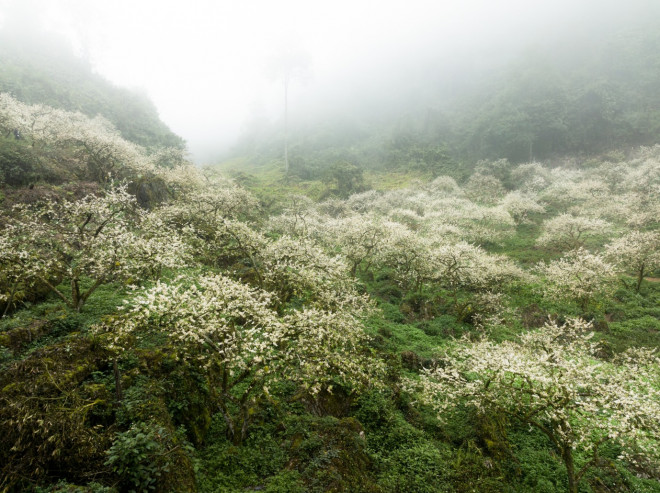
[{"xmin": 406, "ymin": 318, "xmax": 660, "ymax": 492}]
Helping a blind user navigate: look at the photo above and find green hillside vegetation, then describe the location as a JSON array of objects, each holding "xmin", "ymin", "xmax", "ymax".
[
  {"xmin": 0, "ymin": 27, "xmax": 184, "ymax": 150},
  {"xmin": 1, "ymin": 91, "xmax": 659, "ymax": 492}
]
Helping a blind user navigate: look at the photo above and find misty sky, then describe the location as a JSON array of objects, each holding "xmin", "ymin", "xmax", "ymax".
[{"xmin": 0, "ymin": 0, "xmax": 656, "ymax": 162}]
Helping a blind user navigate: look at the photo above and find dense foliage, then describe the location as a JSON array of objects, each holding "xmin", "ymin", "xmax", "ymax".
[
  {"xmin": 407, "ymin": 318, "xmax": 660, "ymax": 493},
  {"xmin": 1, "ymin": 39, "xmax": 660, "ymax": 493}
]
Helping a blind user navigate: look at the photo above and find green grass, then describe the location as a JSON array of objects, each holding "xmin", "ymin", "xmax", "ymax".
[
  {"xmin": 206, "ymin": 159, "xmax": 428, "ymax": 214},
  {"xmin": 206, "ymin": 158, "xmax": 328, "ymax": 210}
]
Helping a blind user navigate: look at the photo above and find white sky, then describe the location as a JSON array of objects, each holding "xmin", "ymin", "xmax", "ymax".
[{"xmin": 0, "ymin": 0, "xmax": 653, "ymax": 162}]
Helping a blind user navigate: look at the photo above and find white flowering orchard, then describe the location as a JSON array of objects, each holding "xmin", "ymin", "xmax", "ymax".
[{"xmin": 538, "ymin": 248, "xmax": 617, "ymax": 311}]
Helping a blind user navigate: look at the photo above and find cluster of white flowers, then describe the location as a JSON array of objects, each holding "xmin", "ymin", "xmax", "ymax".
[
  {"xmin": 110, "ymin": 271, "xmax": 381, "ymax": 387},
  {"xmin": 500, "ymin": 191, "xmax": 545, "ymax": 225},
  {"xmin": 463, "ymin": 172, "xmax": 506, "ymax": 204},
  {"xmin": 510, "ymin": 162, "xmax": 551, "ymax": 193},
  {"xmin": 102, "ymin": 270, "xmax": 383, "ymax": 442},
  {"xmin": 0, "ymin": 93, "xmax": 31, "ymax": 136},
  {"xmin": 156, "ymin": 179, "xmax": 266, "ymax": 268},
  {"xmin": 257, "ymin": 235, "xmax": 361, "ymax": 309},
  {"xmin": 266, "ymin": 194, "xmax": 325, "ymax": 239},
  {"xmin": 406, "ymin": 317, "xmax": 660, "ymax": 490},
  {"xmin": 112, "ymin": 274, "xmax": 280, "ymax": 367},
  {"xmin": 263, "ymin": 178, "xmax": 525, "ymax": 289},
  {"xmin": 83, "ymin": 174, "xmax": 385, "ymax": 442},
  {"xmin": 0, "ymin": 185, "xmax": 188, "ymax": 311},
  {"xmin": 536, "ymin": 213, "xmax": 612, "ymax": 251},
  {"xmin": 605, "ymin": 231, "xmax": 660, "ymax": 291},
  {"xmin": 537, "ymin": 248, "xmax": 617, "ymax": 310},
  {"xmin": 320, "ymin": 214, "xmax": 391, "ymax": 275},
  {"xmin": 0, "ymin": 92, "xmax": 187, "ymax": 183}
]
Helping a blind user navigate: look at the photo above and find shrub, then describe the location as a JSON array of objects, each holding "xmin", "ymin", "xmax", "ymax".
[{"xmin": 105, "ymin": 422, "xmax": 178, "ymax": 493}]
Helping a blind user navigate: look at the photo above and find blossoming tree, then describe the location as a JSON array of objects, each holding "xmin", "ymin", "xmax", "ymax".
[
  {"xmin": 536, "ymin": 213, "xmax": 611, "ymax": 251},
  {"xmin": 158, "ymin": 184, "xmax": 265, "ymax": 269},
  {"xmin": 407, "ymin": 318, "xmax": 660, "ymax": 493},
  {"xmin": 104, "ymin": 273, "xmax": 382, "ymax": 444},
  {"xmin": 538, "ymin": 248, "xmax": 617, "ymax": 311},
  {"xmin": 605, "ymin": 230, "xmax": 660, "ymax": 292},
  {"xmin": 0, "ymin": 185, "xmax": 187, "ymax": 311},
  {"xmin": 0, "ymin": 92, "xmax": 184, "ymax": 184}
]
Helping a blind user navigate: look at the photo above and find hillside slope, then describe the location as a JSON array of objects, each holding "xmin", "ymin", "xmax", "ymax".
[{"xmin": 0, "ymin": 26, "xmax": 184, "ymax": 150}]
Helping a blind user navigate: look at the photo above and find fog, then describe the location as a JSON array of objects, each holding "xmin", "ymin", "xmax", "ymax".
[{"xmin": 0, "ymin": 0, "xmax": 658, "ymax": 163}]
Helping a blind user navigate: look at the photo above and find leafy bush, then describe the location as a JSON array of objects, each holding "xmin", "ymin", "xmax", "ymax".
[
  {"xmin": 105, "ymin": 422, "xmax": 176, "ymax": 493},
  {"xmin": 0, "ymin": 137, "xmax": 39, "ymax": 186},
  {"xmin": 378, "ymin": 442, "xmax": 450, "ymax": 493}
]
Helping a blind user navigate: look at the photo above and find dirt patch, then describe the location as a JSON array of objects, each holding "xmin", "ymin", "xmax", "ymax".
[{"xmin": 645, "ymin": 277, "xmax": 660, "ymax": 283}]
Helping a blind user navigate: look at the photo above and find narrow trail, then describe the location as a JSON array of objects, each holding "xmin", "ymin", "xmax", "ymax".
[{"xmin": 645, "ymin": 277, "xmax": 660, "ymax": 282}]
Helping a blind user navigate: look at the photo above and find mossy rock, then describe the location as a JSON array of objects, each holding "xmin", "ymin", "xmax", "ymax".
[
  {"xmin": 129, "ymin": 174, "xmax": 171, "ymax": 208},
  {"xmin": 177, "ymin": 400, "xmax": 212, "ymax": 447},
  {"xmin": 113, "ymin": 380, "xmax": 197, "ymax": 492},
  {"xmin": 159, "ymin": 448, "xmax": 197, "ymax": 493},
  {"xmin": 474, "ymin": 412, "xmax": 515, "ymax": 468},
  {"xmin": 520, "ymin": 303, "xmax": 548, "ymax": 329},
  {"xmin": 0, "ymin": 335, "xmax": 114, "ymax": 489},
  {"xmin": 0, "ymin": 319, "xmax": 50, "ymax": 350},
  {"xmin": 285, "ymin": 415, "xmax": 379, "ymax": 492},
  {"xmin": 400, "ymin": 350, "xmax": 422, "ymax": 370},
  {"xmin": 131, "ymin": 347, "xmax": 213, "ymax": 446}
]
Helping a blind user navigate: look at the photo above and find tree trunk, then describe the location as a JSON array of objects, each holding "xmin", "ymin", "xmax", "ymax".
[
  {"xmin": 218, "ymin": 402, "xmax": 236, "ymax": 443},
  {"xmin": 72, "ymin": 279, "xmax": 82, "ymax": 312},
  {"xmin": 636, "ymin": 264, "xmax": 645, "ymax": 293},
  {"xmin": 235, "ymin": 405, "xmax": 250, "ymax": 445},
  {"xmin": 284, "ymin": 77, "xmax": 289, "ymax": 174},
  {"xmin": 113, "ymin": 358, "xmax": 123, "ymax": 404},
  {"xmin": 218, "ymin": 400, "xmax": 248, "ymax": 446},
  {"xmin": 562, "ymin": 446, "xmax": 578, "ymax": 493},
  {"xmin": 1, "ymin": 284, "xmax": 17, "ymax": 318}
]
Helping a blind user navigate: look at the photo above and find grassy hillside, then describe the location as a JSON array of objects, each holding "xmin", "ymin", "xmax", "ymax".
[{"xmin": 0, "ymin": 15, "xmax": 659, "ymax": 490}]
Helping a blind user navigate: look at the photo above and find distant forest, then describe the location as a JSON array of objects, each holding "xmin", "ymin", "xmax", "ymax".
[{"xmin": 233, "ymin": 17, "xmax": 660, "ymax": 179}]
